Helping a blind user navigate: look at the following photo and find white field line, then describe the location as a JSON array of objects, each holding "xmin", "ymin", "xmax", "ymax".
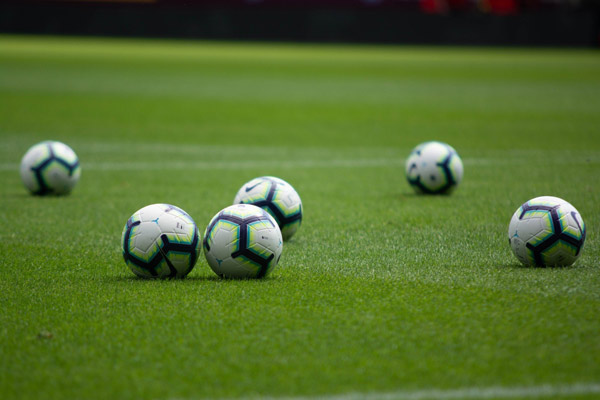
[
  {"xmin": 1, "ymin": 156, "xmax": 597, "ymax": 172},
  {"xmin": 217, "ymin": 382, "xmax": 600, "ymax": 400},
  {"xmin": 0, "ymin": 158, "xmax": 404, "ymax": 172}
]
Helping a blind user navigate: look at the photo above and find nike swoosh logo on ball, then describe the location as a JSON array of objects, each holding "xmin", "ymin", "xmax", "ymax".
[{"xmin": 245, "ymin": 183, "xmax": 261, "ymax": 192}]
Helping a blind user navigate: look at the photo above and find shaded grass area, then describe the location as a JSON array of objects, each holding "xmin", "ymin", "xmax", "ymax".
[{"xmin": 0, "ymin": 36, "xmax": 599, "ymax": 399}]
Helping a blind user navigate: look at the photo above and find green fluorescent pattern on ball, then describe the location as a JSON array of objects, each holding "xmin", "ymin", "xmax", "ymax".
[
  {"xmin": 559, "ymin": 212, "xmax": 584, "ymax": 241},
  {"xmin": 223, "ymin": 206, "xmax": 260, "ymax": 219},
  {"xmin": 206, "ymin": 219, "xmax": 241, "ymax": 253},
  {"xmin": 247, "ymin": 221, "xmax": 276, "ymax": 260}
]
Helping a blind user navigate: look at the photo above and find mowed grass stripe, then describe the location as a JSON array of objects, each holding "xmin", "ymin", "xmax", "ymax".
[
  {"xmin": 3, "ymin": 156, "xmax": 599, "ymax": 172},
  {"xmin": 3, "ymin": 140, "xmax": 600, "ymax": 172},
  {"xmin": 240, "ymin": 382, "xmax": 600, "ymax": 400},
  {"xmin": 0, "ymin": 158, "xmax": 404, "ymax": 172}
]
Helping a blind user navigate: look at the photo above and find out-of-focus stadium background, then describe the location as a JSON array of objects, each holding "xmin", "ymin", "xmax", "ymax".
[{"xmin": 1, "ymin": 0, "xmax": 599, "ymax": 47}]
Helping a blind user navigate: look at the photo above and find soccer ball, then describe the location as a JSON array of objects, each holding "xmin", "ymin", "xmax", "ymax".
[
  {"xmin": 233, "ymin": 176, "xmax": 302, "ymax": 241},
  {"xmin": 121, "ymin": 204, "xmax": 201, "ymax": 278},
  {"xmin": 20, "ymin": 140, "xmax": 81, "ymax": 195},
  {"xmin": 405, "ymin": 141, "xmax": 463, "ymax": 194},
  {"xmin": 508, "ymin": 196, "xmax": 586, "ymax": 267},
  {"xmin": 203, "ymin": 204, "xmax": 283, "ymax": 279}
]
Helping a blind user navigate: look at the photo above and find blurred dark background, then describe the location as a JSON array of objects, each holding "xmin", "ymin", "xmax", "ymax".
[{"xmin": 1, "ymin": 0, "xmax": 599, "ymax": 47}]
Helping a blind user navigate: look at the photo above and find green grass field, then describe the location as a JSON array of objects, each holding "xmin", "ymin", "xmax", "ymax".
[{"xmin": 1, "ymin": 35, "xmax": 599, "ymax": 400}]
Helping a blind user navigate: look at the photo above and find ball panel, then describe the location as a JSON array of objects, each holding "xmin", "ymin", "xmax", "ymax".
[
  {"xmin": 128, "ymin": 262, "xmax": 153, "ymax": 278},
  {"xmin": 527, "ymin": 196, "xmax": 562, "ymax": 206},
  {"xmin": 272, "ymin": 187, "xmax": 302, "ymax": 217},
  {"xmin": 24, "ymin": 142, "xmax": 50, "ymax": 163},
  {"xmin": 224, "ymin": 203, "xmax": 265, "ymax": 219},
  {"xmin": 40, "ymin": 162, "xmax": 77, "ymax": 195},
  {"xmin": 208, "ymin": 223, "xmax": 241, "ymax": 259},
  {"xmin": 215, "ymin": 257, "xmax": 261, "ymax": 279},
  {"xmin": 131, "ymin": 221, "xmax": 161, "ymax": 256},
  {"xmin": 448, "ymin": 154, "xmax": 464, "ymax": 184},
  {"xmin": 51, "ymin": 141, "xmax": 78, "ymax": 165},
  {"xmin": 165, "ymin": 251, "xmax": 195, "ymax": 276},
  {"xmin": 247, "ymin": 222, "xmax": 281, "ymax": 259},
  {"xmin": 508, "ymin": 236, "xmax": 536, "ymax": 266},
  {"xmin": 234, "ymin": 178, "xmax": 271, "ymax": 204},
  {"xmin": 524, "ymin": 214, "xmax": 553, "ymax": 247},
  {"xmin": 20, "ymin": 162, "xmax": 41, "ymax": 194},
  {"xmin": 281, "ymin": 220, "xmax": 301, "ymax": 241},
  {"xmin": 541, "ymin": 240, "xmax": 579, "ymax": 267},
  {"xmin": 421, "ymin": 165, "xmax": 448, "ymax": 193},
  {"xmin": 559, "ymin": 211, "xmax": 585, "ymax": 242},
  {"xmin": 529, "ymin": 229, "xmax": 554, "ymax": 248}
]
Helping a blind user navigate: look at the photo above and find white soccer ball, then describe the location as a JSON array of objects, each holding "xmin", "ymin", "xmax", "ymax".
[
  {"xmin": 508, "ymin": 196, "xmax": 586, "ymax": 267},
  {"xmin": 203, "ymin": 204, "xmax": 283, "ymax": 279},
  {"xmin": 121, "ymin": 204, "xmax": 201, "ymax": 278},
  {"xmin": 20, "ymin": 140, "xmax": 81, "ymax": 195},
  {"xmin": 405, "ymin": 141, "xmax": 463, "ymax": 194},
  {"xmin": 234, "ymin": 176, "xmax": 302, "ymax": 241}
]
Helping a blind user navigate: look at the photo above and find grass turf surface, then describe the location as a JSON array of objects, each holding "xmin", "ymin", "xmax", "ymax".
[{"xmin": 0, "ymin": 36, "xmax": 599, "ymax": 400}]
